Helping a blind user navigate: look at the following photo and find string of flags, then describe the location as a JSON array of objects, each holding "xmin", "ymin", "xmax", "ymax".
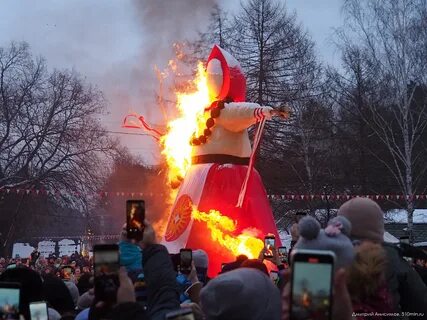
[
  {"xmin": 1, "ymin": 187, "xmax": 426, "ymax": 201},
  {"xmin": 266, "ymin": 194, "xmax": 426, "ymax": 201},
  {"xmin": 30, "ymin": 235, "xmax": 120, "ymax": 241}
]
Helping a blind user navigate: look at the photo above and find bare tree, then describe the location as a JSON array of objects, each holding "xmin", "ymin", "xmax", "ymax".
[
  {"xmin": 336, "ymin": 0, "xmax": 427, "ymax": 242},
  {"xmin": 228, "ymin": 0, "xmax": 320, "ymax": 105},
  {"xmin": 0, "ymin": 42, "xmax": 117, "ymax": 195},
  {"xmin": 185, "ymin": 4, "xmax": 231, "ymax": 65},
  {"xmin": 0, "ymin": 42, "xmax": 118, "ymax": 246}
]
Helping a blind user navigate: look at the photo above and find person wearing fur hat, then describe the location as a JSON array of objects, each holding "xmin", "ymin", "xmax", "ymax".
[{"xmin": 338, "ymin": 198, "xmax": 427, "ymax": 316}]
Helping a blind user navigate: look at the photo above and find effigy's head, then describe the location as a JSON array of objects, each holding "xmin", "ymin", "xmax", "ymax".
[{"xmin": 206, "ymin": 45, "xmax": 246, "ymax": 102}]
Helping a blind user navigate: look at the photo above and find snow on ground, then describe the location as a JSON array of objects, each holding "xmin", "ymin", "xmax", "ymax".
[{"xmin": 385, "ymin": 209, "xmax": 427, "ymax": 223}]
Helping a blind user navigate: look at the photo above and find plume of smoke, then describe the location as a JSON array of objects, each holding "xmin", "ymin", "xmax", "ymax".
[{"xmin": 103, "ymin": 0, "xmax": 219, "ymax": 125}]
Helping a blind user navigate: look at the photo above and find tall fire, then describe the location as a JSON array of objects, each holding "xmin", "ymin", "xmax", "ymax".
[
  {"xmin": 160, "ymin": 59, "xmax": 265, "ymax": 260},
  {"xmin": 160, "ymin": 62, "xmax": 209, "ymax": 189}
]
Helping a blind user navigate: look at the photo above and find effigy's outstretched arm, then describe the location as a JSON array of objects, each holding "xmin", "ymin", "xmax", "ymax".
[{"xmin": 215, "ymin": 102, "xmax": 274, "ymax": 132}]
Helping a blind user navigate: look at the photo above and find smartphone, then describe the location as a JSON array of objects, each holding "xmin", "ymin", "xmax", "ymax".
[
  {"xmin": 93, "ymin": 244, "xmax": 120, "ymax": 303},
  {"xmin": 264, "ymin": 235, "xmax": 276, "ymax": 258},
  {"xmin": 29, "ymin": 301, "xmax": 48, "ymax": 320},
  {"xmin": 290, "ymin": 249, "xmax": 335, "ymax": 320},
  {"xmin": 165, "ymin": 308, "xmax": 195, "ymax": 320},
  {"xmin": 0, "ymin": 282, "xmax": 20, "ymax": 320},
  {"xmin": 126, "ymin": 200, "xmax": 145, "ymax": 241},
  {"xmin": 278, "ymin": 246, "xmax": 288, "ymax": 263},
  {"xmin": 180, "ymin": 249, "xmax": 192, "ymax": 274},
  {"xmin": 270, "ymin": 270, "xmax": 279, "ymax": 284},
  {"xmin": 61, "ymin": 266, "xmax": 73, "ymax": 281}
]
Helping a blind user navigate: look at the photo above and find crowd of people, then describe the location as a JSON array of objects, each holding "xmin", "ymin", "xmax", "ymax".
[{"xmin": 0, "ymin": 198, "xmax": 426, "ymax": 320}]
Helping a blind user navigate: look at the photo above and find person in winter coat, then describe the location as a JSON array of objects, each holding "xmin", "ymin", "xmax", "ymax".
[
  {"xmin": 30, "ymin": 247, "xmax": 40, "ymax": 267},
  {"xmin": 338, "ymin": 198, "xmax": 427, "ymax": 317},
  {"xmin": 111, "ymin": 222, "xmax": 180, "ymax": 320},
  {"xmin": 413, "ymin": 259, "xmax": 427, "ymax": 285},
  {"xmin": 119, "ymin": 225, "xmax": 143, "ymax": 282}
]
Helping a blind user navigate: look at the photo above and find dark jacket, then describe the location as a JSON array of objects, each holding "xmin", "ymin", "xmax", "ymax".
[
  {"xmin": 30, "ymin": 250, "xmax": 40, "ymax": 265},
  {"xmin": 414, "ymin": 265, "xmax": 427, "ymax": 286},
  {"xmin": 112, "ymin": 244, "xmax": 180, "ymax": 320},
  {"xmin": 383, "ymin": 243, "xmax": 427, "ymax": 317}
]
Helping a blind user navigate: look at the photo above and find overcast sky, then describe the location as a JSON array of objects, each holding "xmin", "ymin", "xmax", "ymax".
[{"xmin": 0, "ymin": 0, "xmax": 343, "ymax": 164}]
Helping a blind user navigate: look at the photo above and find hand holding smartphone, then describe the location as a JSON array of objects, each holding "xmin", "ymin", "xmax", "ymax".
[
  {"xmin": 126, "ymin": 200, "xmax": 145, "ymax": 242},
  {"xmin": 278, "ymin": 246, "xmax": 288, "ymax": 263},
  {"xmin": 264, "ymin": 235, "xmax": 276, "ymax": 258},
  {"xmin": 180, "ymin": 249, "xmax": 192, "ymax": 275},
  {"xmin": 0, "ymin": 282, "xmax": 20, "ymax": 320},
  {"xmin": 289, "ymin": 249, "xmax": 335, "ymax": 320},
  {"xmin": 93, "ymin": 244, "xmax": 120, "ymax": 304}
]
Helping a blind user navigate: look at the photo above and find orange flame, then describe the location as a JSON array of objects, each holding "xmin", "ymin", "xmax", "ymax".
[
  {"xmin": 191, "ymin": 206, "xmax": 264, "ymax": 259},
  {"xmin": 159, "ymin": 56, "xmax": 264, "ymax": 259},
  {"xmin": 160, "ymin": 62, "xmax": 210, "ymax": 188}
]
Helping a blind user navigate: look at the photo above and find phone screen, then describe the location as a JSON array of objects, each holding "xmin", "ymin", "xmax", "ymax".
[
  {"xmin": 278, "ymin": 246, "xmax": 287, "ymax": 262},
  {"xmin": 180, "ymin": 249, "xmax": 192, "ymax": 273},
  {"xmin": 290, "ymin": 251, "xmax": 334, "ymax": 320},
  {"xmin": 264, "ymin": 236, "xmax": 275, "ymax": 257},
  {"xmin": 126, "ymin": 200, "xmax": 145, "ymax": 241},
  {"xmin": 94, "ymin": 248, "xmax": 119, "ymax": 276},
  {"xmin": 0, "ymin": 286, "xmax": 20, "ymax": 319},
  {"xmin": 29, "ymin": 302, "xmax": 48, "ymax": 320},
  {"xmin": 94, "ymin": 245, "xmax": 119, "ymax": 303},
  {"xmin": 61, "ymin": 267, "xmax": 73, "ymax": 280}
]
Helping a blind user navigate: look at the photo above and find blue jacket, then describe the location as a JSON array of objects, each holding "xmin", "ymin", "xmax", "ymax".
[{"xmin": 119, "ymin": 241, "xmax": 142, "ymax": 272}]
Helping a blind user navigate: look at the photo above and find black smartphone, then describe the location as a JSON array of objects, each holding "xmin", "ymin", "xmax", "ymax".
[
  {"xmin": 264, "ymin": 235, "xmax": 276, "ymax": 258},
  {"xmin": 270, "ymin": 270, "xmax": 279, "ymax": 284},
  {"xmin": 29, "ymin": 301, "xmax": 48, "ymax": 320},
  {"xmin": 126, "ymin": 200, "xmax": 145, "ymax": 241},
  {"xmin": 290, "ymin": 249, "xmax": 335, "ymax": 320},
  {"xmin": 93, "ymin": 244, "xmax": 120, "ymax": 303},
  {"xmin": 0, "ymin": 282, "xmax": 20, "ymax": 320},
  {"xmin": 165, "ymin": 308, "xmax": 195, "ymax": 320},
  {"xmin": 180, "ymin": 249, "xmax": 192, "ymax": 274},
  {"xmin": 278, "ymin": 246, "xmax": 288, "ymax": 263}
]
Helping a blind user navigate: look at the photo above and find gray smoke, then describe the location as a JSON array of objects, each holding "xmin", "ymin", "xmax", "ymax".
[
  {"xmin": 0, "ymin": 0, "xmax": 224, "ymax": 164},
  {"xmin": 102, "ymin": 0, "xmax": 220, "ymax": 122}
]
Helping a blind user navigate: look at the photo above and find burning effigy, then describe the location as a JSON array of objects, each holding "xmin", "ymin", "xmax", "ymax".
[{"xmin": 125, "ymin": 45, "xmax": 289, "ymax": 276}]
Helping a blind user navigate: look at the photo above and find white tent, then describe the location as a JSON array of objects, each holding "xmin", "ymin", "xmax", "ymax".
[
  {"xmin": 384, "ymin": 231, "xmax": 399, "ymax": 243},
  {"xmin": 12, "ymin": 243, "xmax": 34, "ymax": 258}
]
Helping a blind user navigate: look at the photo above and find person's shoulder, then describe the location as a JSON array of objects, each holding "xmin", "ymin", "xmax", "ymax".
[
  {"xmin": 382, "ymin": 243, "xmax": 415, "ymax": 274},
  {"xmin": 382, "ymin": 242, "xmax": 401, "ymax": 255}
]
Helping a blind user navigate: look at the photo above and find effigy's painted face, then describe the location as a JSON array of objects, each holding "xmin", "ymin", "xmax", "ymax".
[{"xmin": 206, "ymin": 58, "xmax": 223, "ymax": 101}]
